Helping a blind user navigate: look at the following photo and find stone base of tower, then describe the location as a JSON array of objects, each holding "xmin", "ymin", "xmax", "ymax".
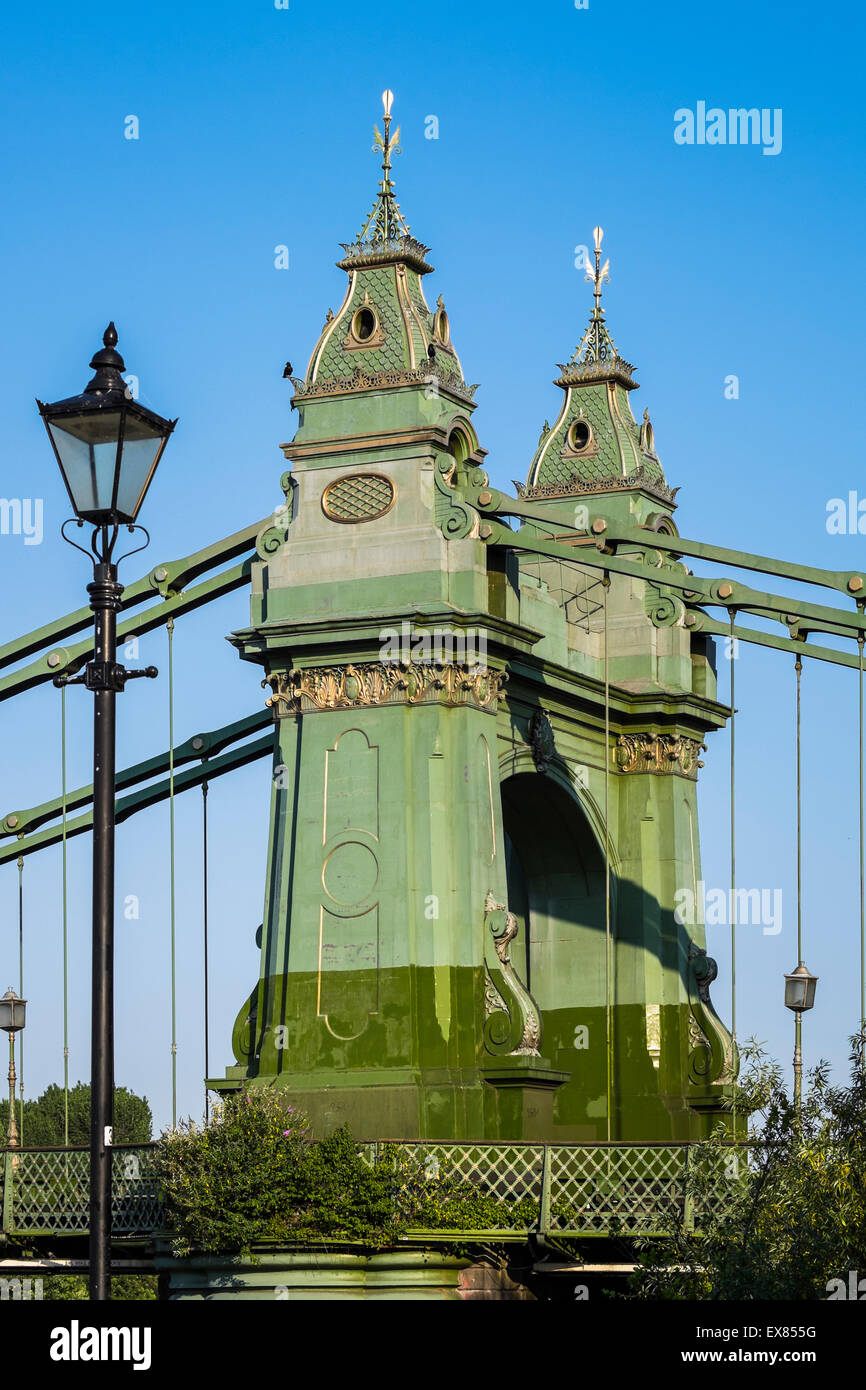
[
  {"xmin": 208, "ymin": 991, "xmax": 738, "ymax": 1144},
  {"xmin": 208, "ymin": 1065, "xmax": 573, "ymax": 1144}
]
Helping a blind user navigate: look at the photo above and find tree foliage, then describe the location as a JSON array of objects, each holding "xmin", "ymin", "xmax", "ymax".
[
  {"xmin": 0, "ymin": 1081, "xmax": 152, "ymax": 1147},
  {"xmin": 39, "ymin": 1273, "xmax": 157, "ymax": 1301},
  {"xmin": 630, "ymin": 1031, "xmax": 866, "ymax": 1300}
]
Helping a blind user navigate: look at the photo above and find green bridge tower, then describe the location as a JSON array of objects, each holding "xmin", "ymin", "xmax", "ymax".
[{"xmin": 213, "ymin": 93, "xmax": 736, "ymax": 1143}]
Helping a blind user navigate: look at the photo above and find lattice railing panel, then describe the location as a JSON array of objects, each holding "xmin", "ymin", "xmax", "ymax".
[
  {"xmin": 0, "ymin": 1140, "xmax": 736, "ymax": 1240},
  {"xmin": 394, "ymin": 1143, "xmax": 545, "ymax": 1206},
  {"xmin": 548, "ymin": 1145, "xmax": 687, "ymax": 1234},
  {"xmin": 8, "ymin": 1147, "xmax": 91, "ymax": 1233},
  {"xmin": 2, "ymin": 1146, "xmax": 162, "ymax": 1236},
  {"xmin": 110, "ymin": 1147, "xmax": 165, "ymax": 1235}
]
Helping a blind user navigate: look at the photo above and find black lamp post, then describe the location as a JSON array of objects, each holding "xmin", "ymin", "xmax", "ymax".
[
  {"xmin": 0, "ymin": 988, "xmax": 26, "ymax": 1153},
  {"xmin": 37, "ymin": 324, "xmax": 175, "ymax": 1301}
]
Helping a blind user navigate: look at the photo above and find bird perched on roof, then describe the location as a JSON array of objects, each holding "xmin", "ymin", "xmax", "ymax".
[{"xmin": 282, "ymin": 361, "xmax": 293, "ymax": 379}]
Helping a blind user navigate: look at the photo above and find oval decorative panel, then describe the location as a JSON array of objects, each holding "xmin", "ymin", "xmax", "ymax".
[{"xmin": 321, "ymin": 472, "xmax": 395, "ymax": 523}]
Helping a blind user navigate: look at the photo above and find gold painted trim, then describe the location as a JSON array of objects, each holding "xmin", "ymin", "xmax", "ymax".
[
  {"xmin": 528, "ymin": 388, "xmax": 570, "ymax": 486},
  {"xmin": 610, "ymin": 380, "xmax": 643, "ymax": 474},
  {"xmin": 404, "ymin": 267, "xmax": 431, "ymax": 361},
  {"xmin": 394, "ymin": 263, "xmax": 418, "ymax": 369},
  {"xmin": 310, "ymin": 271, "xmax": 356, "ymax": 380},
  {"xmin": 605, "ymin": 379, "xmax": 628, "ymax": 477}
]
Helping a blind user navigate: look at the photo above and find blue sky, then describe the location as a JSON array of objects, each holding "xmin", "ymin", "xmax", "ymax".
[{"xmin": 1, "ymin": 0, "xmax": 864, "ymax": 1131}]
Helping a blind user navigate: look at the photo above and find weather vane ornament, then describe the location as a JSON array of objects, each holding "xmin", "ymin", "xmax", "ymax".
[
  {"xmin": 339, "ymin": 89, "xmax": 434, "ymax": 273},
  {"xmin": 586, "ymin": 225, "xmax": 611, "ymax": 313},
  {"xmin": 354, "ymin": 89, "xmax": 411, "ymax": 249},
  {"xmin": 373, "ymin": 88, "xmax": 401, "ymax": 169},
  {"xmin": 560, "ymin": 225, "xmax": 634, "ymax": 381}
]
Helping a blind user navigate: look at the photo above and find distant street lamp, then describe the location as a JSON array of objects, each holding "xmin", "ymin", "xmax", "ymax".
[
  {"xmin": 784, "ymin": 962, "xmax": 818, "ymax": 1113},
  {"xmin": 0, "ymin": 987, "xmax": 26, "ymax": 1150},
  {"xmin": 37, "ymin": 324, "xmax": 175, "ymax": 1302}
]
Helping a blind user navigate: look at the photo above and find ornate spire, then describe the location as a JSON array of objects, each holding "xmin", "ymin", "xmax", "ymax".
[
  {"xmin": 587, "ymin": 225, "xmax": 610, "ymax": 313},
  {"xmin": 338, "ymin": 90, "xmax": 432, "ymax": 274},
  {"xmin": 557, "ymin": 226, "xmax": 635, "ymax": 388}
]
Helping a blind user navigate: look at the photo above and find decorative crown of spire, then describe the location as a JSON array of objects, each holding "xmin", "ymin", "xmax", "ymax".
[
  {"xmin": 557, "ymin": 226, "xmax": 636, "ymax": 388},
  {"xmin": 338, "ymin": 90, "xmax": 433, "ymax": 274}
]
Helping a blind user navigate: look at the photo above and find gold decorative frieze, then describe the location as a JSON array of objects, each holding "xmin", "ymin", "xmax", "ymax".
[
  {"xmin": 294, "ymin": 364, "xmax": 478, "ymax": 407},
  {"xmin": 264, "ymin": 662, "xmax": 508, "ymax": 716},
  {"xmin": 515, "ymin": 470, "xmax": 677, "ymax": 506},
  {"xmin": 615, "ymin": 732, "xmax": 705, "ymax": 780}
]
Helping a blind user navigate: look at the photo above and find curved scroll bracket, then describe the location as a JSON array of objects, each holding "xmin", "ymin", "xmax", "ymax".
[
  {"xmin": 686, "ymin": 940, "xmax": 738, "ymax": 1087},
  {"xmin": 482, "ymin": 889, "xmax": 542, "ymax": 1058}
]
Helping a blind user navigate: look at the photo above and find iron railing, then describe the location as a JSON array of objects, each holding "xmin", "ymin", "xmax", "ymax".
[
  {"xmin": 0, "ymin": 1140, "xmax": 733, "ymax": 1241},
  {"xmin": 0, "ymin": 1144, "xmax": 162, "ymax": 1238}
]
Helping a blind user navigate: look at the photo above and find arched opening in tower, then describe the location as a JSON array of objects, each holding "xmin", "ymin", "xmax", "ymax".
[{"xmin": 501, "ymin": 772, "xmax": 607, "ymax": 1014}]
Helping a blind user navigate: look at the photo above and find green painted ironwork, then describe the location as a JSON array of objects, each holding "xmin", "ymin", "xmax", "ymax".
[
  {"xmin": 691, "ymin": 612, "xmax": 865, "ymax": 673},
  {"xmin": 0, "ymin": 518, "xmax": 267, "ymax": 675},
  {"xmin": 0, "ymin": 1140, "xmax": 722, "ymax": 1241},
  {"xmin": 2, "ymin": 710, "xmax": 270, "ymax": 841},
  {"xmin": 0, "ymin": 1145, "xmax": 163, "ymax": 1237},
  {"xmin": 0, "ymin": 733, "xmax": 274, "ymax": 865},
  {"xmin": 485, "ymin": 517, "xmax": 866, "ymax": 638},
  {"xmin": 475, "ymin": 489, "xmax": 865, "ymax": 602},
  {"xmin": 0, "ymin": 560, "xmax": 255, "ymax": 703},
  {"xmin": 461, "ymin": 484, "xmax": 866, "ymax": 662},
  {"xmin": 579, "ymin": 517, "xmax": 864, "ymax": 601}
]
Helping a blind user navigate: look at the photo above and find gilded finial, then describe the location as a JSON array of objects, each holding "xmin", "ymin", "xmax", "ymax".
[
  {"xmin": 339, "ymin": 89, "xmax": 433, "ymax": 272},
  {"xmin": 354, "ymin": 88, "xmax": 410, "ymax": 248},
  {"xmin": 586, "ymin": 225, "xmax": 610, "ymax": 313},
  {"xmin": 373, "ymin": 87, "xmax": 401, "ymax": 177}
]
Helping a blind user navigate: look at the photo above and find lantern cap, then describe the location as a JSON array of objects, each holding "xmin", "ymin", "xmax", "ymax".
[
  {"xmin": 36, "ymin": 323, "xmax": 175, "ymax": 431},
  {"xmin": 84, "ymin": 322, "xmax": 127, "ymax": 395},
  {"xmin": 785, "ymin": 962, "xmax": 817, "ymax": 978}
]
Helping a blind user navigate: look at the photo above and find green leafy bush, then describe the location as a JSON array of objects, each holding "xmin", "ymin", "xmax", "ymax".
[
  {"xmin": 155, "ymin": 1088, "xmax": 537, "ymax": 1256},
  {"xmin": 39, "ymin": 1274, "xmax": 157, "ymax": 1301}
]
